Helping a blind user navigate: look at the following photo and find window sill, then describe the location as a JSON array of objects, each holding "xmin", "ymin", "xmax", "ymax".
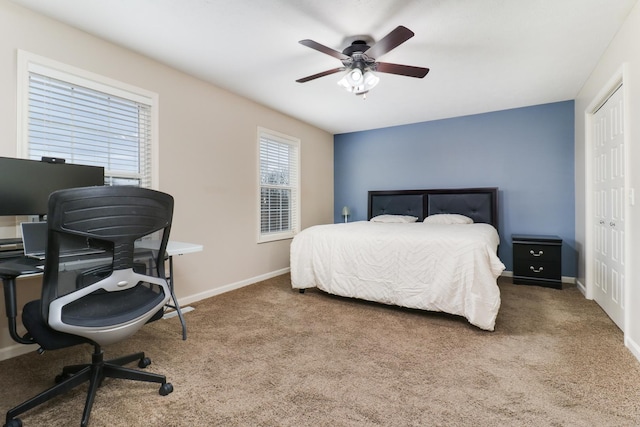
[{"xmin": 257, "ymin": 232, "xmax": 296, "ymax": 244}]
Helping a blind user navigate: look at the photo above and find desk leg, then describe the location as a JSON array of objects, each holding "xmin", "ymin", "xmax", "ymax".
[{"xmin": 166, "ymin": 255, "xmax": 187, "ymax": 340}]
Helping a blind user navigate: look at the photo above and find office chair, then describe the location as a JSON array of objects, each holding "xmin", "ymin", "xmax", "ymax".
[{"xmin": 2, "ymin": 186, "xmax": 175, "ymax": 427}]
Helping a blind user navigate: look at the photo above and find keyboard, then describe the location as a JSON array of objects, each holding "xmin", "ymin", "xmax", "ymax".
[
  {"xmin": 0, "ymin": 238, "xmax": 22, "ymax": 245},
  {"xmin": 27, "ymin": 248, "xmax": 105, "ymax": 261}
]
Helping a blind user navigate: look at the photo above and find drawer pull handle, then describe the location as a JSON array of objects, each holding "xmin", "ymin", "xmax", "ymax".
[
  {"xmin": 530, "ymin": 250, "xmax": 543, "ymax": 257},
  {"xmin": 530, "ymin": 266, "xmax": 544, "ymax": 273},
  {"xmin": 610, "ymin": 222, "xmax": 616, "ymax": 227}
]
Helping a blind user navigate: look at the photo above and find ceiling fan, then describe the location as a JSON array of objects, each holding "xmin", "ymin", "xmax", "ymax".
[{"xmin": 296, "ymin": 25, "xmax": 429, "ymax": 97}]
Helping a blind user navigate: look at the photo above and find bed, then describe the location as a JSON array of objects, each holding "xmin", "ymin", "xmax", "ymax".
[{"xmin": 290, "ymin": 187, "xmax": 506, "ymax": 330}]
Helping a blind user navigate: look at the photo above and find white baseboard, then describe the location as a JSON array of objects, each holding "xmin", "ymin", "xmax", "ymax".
[
  {"xmin": 177, "ymin": 267, "xmax": 290, "ymax": 307},
  {"xmin": 162, "ymin": 305, "xmax": 195, "ymax": 319},
  {"xmin": 0, "ymin": 342, "xmax": 36, "ymax": 362},
  {"xmin": 625, "ymin": 336, "xmax": 640, "ymax": 364}
]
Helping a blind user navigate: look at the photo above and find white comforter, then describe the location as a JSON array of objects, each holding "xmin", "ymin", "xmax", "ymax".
[{"xmin": 290, "ymin": 221, "xmax": 505, "ymax": 330}]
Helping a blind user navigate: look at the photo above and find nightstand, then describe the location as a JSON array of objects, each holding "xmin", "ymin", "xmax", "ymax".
[{"xmin": 512, "ymin": 234, "xmax": 562, "ymax": 289}]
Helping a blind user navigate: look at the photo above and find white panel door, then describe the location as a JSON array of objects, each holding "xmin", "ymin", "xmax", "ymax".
[{"xmin": 592, "ymin": 85, "xmax": 625, "ymax": 330}]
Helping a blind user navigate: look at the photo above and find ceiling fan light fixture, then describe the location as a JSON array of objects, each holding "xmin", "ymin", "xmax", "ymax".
[
  {"xmin": 337, "ymin": 75, "xmax": 353, "ymax": 92},
  {"xmin": 337, "ymin": 69, "xmax": 379, "ymax": 95},
  {"xmin": 350, "ymin": 68, "xmax": 363, "ymax": 82},
  {"xmin": 363, "ymin": 70, "xmax": 379, "ymax": 89},
  {"xmin": 337, "ymin": 67, "xmax": 363, "ymax": 89}
]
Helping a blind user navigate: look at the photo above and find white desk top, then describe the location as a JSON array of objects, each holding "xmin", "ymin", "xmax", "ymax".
[{"xmin": 135, "ymin": 240, "xmax": 203, "ymax": 256}]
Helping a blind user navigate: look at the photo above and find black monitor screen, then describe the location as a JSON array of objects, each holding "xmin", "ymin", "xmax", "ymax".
[{"xmin": 0, "ymin": 157, "xmax": 104, "ymax": 216}]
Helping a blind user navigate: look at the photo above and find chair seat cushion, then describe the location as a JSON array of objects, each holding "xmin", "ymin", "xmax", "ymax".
[
  {"xmin": 61, "ymin": 284, "xmax": 166, "ymax": 327},
  {"xmin": 22, "ymin": 300, "xmax": 91, "ymax": 351}
]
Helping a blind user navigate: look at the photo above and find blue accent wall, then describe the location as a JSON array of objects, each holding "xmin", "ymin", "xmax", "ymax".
[{"xmin": 334, "ymin": 101, "xmax": 575, "ymax": 277}]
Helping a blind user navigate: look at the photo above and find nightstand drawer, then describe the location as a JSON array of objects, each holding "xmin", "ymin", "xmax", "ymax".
[
  {"xmin": 513, "ymin": 259, "xmax": 561, "ymax": 280},
  {"xmin": 513, "ymin": 244, "xmax": 561, "ymax": 263}
]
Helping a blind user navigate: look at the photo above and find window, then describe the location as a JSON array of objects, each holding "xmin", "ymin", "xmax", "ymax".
[
  {"xmin": 17, "ymin": 50, "xmax": 158, "ymax": 188},
  {"xmin": 258, "ymin": 128, "xmax": 300, "ymax": 243}
]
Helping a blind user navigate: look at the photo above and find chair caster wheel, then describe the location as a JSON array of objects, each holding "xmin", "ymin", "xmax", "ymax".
[
  {"xmin": 4, "ymin": 418, "xmax": 23, "ymax": 427},
  {"xmin": 138, "ymin": 357, "xmax": 152, "ymax": 368},
  {"xmin": 159, "ymin": 382, "xmax": 173, "ymax": 396}
]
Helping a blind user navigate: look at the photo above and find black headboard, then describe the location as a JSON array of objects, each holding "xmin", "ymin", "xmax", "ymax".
[{"xmin": 368, "ymin": 187, "xmax": 498, "ymax": 229}]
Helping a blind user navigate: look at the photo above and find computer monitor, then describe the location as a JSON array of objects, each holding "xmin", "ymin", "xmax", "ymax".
[{"xmin": 0, "ymin": 157, "xmax": 105, "ymax": 216}]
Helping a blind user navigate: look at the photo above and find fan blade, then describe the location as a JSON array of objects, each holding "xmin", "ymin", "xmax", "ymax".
[
  {"xmin": 365, "ymin": 26, "xmax": 415, "ymax": 59},
  {"xmin": 299, "ymin": 39, "xmax": 350, "ymax": 60},
  {"xmin": 296, "ymin": 67, "xmax": 345, "ymax": 83},
  {"xmin": 375, "ymin": 62, "xmax": 429, "ymax": 78}
]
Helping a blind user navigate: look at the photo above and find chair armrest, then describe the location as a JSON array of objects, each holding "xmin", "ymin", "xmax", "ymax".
[{"xmin": 0, "ymin": 262, "xmax": 40, "ymax": 345}]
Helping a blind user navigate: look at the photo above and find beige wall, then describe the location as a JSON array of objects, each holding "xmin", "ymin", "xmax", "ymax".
[
  {"xmin": 575, "ymin": 1, "xmax": 640, "ymax": 359},
  {"xmin": 0, "ymin": 1, "xmax": 333, "ymax": 359}
]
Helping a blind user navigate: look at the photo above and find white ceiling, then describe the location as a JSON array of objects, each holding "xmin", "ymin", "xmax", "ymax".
[{"xmin": 10, "ymin": 0, "xmax": 639, "ymax": 134}]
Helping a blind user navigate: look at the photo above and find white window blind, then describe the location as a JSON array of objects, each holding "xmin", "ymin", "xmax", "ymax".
[
  {"xmin": 258, "ymin": 128, "xmax": 300, "ymax": 242},
  {"xmin": 27, "ymin": 72, "xmax": 152, "ymax": 188}
]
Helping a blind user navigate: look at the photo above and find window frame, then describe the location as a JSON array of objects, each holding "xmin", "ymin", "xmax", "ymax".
[
  {"xmin": 16, "ymin": 49, "xmax": 159, "ymax": 189},
  {"xmin": 257, "ymin": 127, "xmax": 301, "ymax": 243}
]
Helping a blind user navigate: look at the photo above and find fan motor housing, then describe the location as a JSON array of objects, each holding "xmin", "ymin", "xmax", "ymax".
[{"xmin": 342, "ymin": 40, "xmax": 371, "ymax": 56}]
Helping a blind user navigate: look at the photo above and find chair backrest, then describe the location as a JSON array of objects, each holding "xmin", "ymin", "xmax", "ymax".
[{"xmin": 41, "ymin": 186, "xmax": 174, "ymax": 345}]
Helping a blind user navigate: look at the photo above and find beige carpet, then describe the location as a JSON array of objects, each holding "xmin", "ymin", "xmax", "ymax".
[{"xmin": 1, "ymin": 275, "xmax": 639, "ymax": 426}]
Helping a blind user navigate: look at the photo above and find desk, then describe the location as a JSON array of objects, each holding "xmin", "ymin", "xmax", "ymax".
[{"xmin": 134, "ymin": 240, "xmax": 203, "ymax": 340}]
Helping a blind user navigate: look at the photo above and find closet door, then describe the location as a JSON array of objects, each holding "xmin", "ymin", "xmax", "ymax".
[{"xmin": 593, "ymin": 85, "xmax": 625, "ymax": 330}]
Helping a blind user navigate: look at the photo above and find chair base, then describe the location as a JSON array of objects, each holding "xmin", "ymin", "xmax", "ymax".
[{"xmin": 4, "ymin": 345, "xmax": 173, "ymax": 427}]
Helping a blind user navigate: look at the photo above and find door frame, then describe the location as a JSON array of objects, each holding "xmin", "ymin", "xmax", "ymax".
[{"xmin": 584, "ymin": 63, "xmax": 630, "ymax": 331}]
